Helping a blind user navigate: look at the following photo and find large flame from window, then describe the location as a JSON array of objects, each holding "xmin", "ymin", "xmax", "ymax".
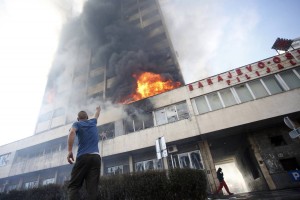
[{"xmin": 122, "ymin": 72, "xmax": 181, "ymax": 104}]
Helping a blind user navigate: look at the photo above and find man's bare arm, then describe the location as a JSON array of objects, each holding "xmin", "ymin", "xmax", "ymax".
[
  {"xmin": 67, "ymin": 128, "xmax": 76, "ymax": 164},
  {"xmin": 93, "ymin": 106, "xmax": 101, "ymax": 119}
]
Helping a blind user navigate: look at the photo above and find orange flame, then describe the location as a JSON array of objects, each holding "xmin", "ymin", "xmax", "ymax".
[{"xmin": 122, "ymin": 72, "xmax": 181, "ymax": 104}]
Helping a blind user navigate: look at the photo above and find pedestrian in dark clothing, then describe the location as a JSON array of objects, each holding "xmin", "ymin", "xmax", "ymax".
[
  {"xmin": 214, "ymin": 167, "xmax": 234, "ymax": 195},
  {"xmin": 67, "ymin": 106, "xmax": 101, "ymax": 200}
]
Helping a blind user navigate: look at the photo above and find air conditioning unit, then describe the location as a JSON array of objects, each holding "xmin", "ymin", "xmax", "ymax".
[{"xmin": 167, "ymin": 145, "xmax": 178, "ymax": 153}]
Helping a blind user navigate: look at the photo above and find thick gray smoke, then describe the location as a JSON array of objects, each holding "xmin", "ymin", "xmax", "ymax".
[{"xmin": 46, "ymin": 0, "xmax": 182, "ymax": 120}]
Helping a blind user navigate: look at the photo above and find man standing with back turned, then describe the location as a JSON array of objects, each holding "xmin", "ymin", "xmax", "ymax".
[{"xmin": 67, "ymin": 106, "xmax": 101, "ymax": 200}]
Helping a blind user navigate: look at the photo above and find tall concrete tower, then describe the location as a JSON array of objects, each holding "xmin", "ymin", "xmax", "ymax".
[{"xmin": 35, "ymin": 0, "xmax": 184, "ymax": 134}]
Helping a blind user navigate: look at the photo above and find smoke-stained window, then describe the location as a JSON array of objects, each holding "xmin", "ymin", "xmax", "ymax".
[
  {"xmin": 125, "ymin": 112, "xmax": 154, "ymax": 134},
  {"xmin": 142, "ymin": 9, "xmax": 159, "ymax": 21},
  {"xmin": 144, "ymin": 20, "xmax": 162, "ymax": 32},
  {"xmin": 98, "ymin": 122, "xmax": 115, "ymax": 140},
  {"xmin": 154, "ymin": 102, "xmax": 189, "ymax": 126},
  {"xmin": 53, "ymin": 108, "xmax": 65, "ymax": 118},
  {"xmin": 38, "ymin": 111, "xmax": 53, "ymax": 122},
  {"xmin": 88, "ymin": 73, "xmax": 104, "ymax": 86}
]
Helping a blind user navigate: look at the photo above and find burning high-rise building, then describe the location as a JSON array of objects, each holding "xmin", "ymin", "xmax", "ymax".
[
  {"xmin": 35, "ymin": 0, "xmax": 184, "ymax": 134},
  {"xmin": 1, "ymin": 0, "xmax": 300, "ymax": 195}
]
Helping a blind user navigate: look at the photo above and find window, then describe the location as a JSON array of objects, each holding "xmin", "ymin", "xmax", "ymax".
[
  {"xmin": 166, "ymin": 106, "xmax": 177, "ymax": 123},
  {"xmin": 176, "ymin": 102, "xmax": 189, "ymax": 120},
  {"xmin": 262, "ymin": 75, "xmax": 284, "ymax": 95},
  {"xmin": 42, "ymin": 178, "xmax": 55, "ymax": 185},
  {"xmin": 248, "ymin": 79, "xmax": 269, "ymax": 99},
  {"xmin": 142, "ymin": 9, "xmax": 159, "ymax": 21},
  {"xmin": 98, "ymin": 122, "xmax": 115, "ymax": 140},
  {"xmin": 270, "ymin": 135, "xmax": 287, "ymax": 147},
  {"xmin": 176, "ymin": 151, "xmax": 204, "ymax": 170},
  {"xmin": 135, "ymin": 159, "xmax": 162, "ymax": 172},
  {"xmin": 295, "ymin": 68, "xmax": 300, "ymax": 76},
  {"xmin": 38, "ymin": 111, "xmax": 52, "ymax": 122},
  {"xmin": 154, "ymin": 108, "xmax": 167, "ymax": 125},
  {"xmin": 107, "ymin": 165, "xmax": 124, "ymax": 175},
  {"xmin": 125, "ymin": 113, "xmax": 153, "ymax": 134},
  {"xmin": 154, "ymin": 102, "xmax": 189, "ymax": 126},
  {"xmin": 0, "ymin": 153, "xmax": 10, "ymax": 167},
  {"xmin": 279, "ymin": 158, "xmax": 300, "ymax": 171},
  {"xmin": 206, "ymin": 92, "xmax": 223, "ymax": 111},
  {"xmin": 53, "ymin": 107, "xmax": 65, "ymax": 118},
  {"xmin": 279, "ymin": 70, "xmax": 300, "ymax": 90},
  {"xmin": 24, "ymin": 181, "xmax": 38, "ymax": 189},
  {"xmin": 194, "ymin": 96, "xmax": 210, "ymax": 114},
  {"xmin": 88, "ymin": 73, "xmax": 104, "ymax": 86},
  {"xmin": 219, "ymin": 88, "xmax": 237, "ymax": 107},
  {"xmin": 234, "ymin": 84, "xmax": 253, "ymax": 103}
]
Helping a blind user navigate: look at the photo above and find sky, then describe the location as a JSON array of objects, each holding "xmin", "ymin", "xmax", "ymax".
[{"xmin": 0, "ymin": 0, "xmax": 300, "ymax": 146}]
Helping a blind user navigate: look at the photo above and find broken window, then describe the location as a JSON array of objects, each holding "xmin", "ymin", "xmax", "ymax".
[
  {"xmin": 42, "ymin": 178, "xmax": 55, "ymax": 185},
  {"xmin": 107, "ymin": 165, "xmax": 124, "ymax": 175},
  {"xmin": 154, "ymin": 101, "xmax": 189, "ymax": 125},
  {"xmin": 135, "ymin": 159, "xmax": 162, "ymax": 172},
  {"xmin": 98, "ymin": 122, "xmax": 115, "ymax": 140},
  {"xmin": 172, "ymin": 150, "xmax": 204, "ymax": 170},
  {"xmin": 279, "ymin": 158, "xmax": 300, "ymax": 171},
  {"xmin": 270, "ymin": 135, "xmax": 287, "ymax": 147}
]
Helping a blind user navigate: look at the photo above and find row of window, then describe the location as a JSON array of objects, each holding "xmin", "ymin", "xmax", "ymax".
[
  {"xmin": 105, "ymin": 150, "xmax": 204, "ymax": 175},
  {"xmin": 38, "ymin": 68, "xmax": 300, "ymax": 137},
  {"xmin": 193, "ymin": 68, "xmax": 300, "ymax": 114}
]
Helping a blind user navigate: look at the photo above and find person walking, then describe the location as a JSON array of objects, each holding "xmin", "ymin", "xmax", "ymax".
[
  {"xmin": 67, "ymin": 106, "xmax": 101, "ymax": 200},
  {"xmin": 214, "ymin": 167, "xmax": 234, "ymax": 195}
]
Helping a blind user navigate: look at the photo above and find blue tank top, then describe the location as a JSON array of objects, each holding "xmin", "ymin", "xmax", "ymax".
[{"xmin": 72, "ymin": 118, "xmax": 99, "ymax": 158}]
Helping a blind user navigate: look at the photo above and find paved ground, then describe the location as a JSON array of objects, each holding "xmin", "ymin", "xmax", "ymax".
[{"xmin": 207, "ymin": 188, "xmax": 300, "ymax": 199}]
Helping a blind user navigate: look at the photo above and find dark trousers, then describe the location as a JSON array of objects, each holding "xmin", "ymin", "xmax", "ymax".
[{"xmin": 68, "ymin": 154, "xmax": 101, "ymax": 200}]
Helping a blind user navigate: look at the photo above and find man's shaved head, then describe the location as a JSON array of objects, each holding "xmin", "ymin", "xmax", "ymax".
[{"xmin": 77, "ymin": 111, "xmax": 88, "ymax": 120}]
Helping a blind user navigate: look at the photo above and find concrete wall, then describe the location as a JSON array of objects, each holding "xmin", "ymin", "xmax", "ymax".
[
  {"xmin": 196, "ymin": 88, "xmax": 300, "ymax": 134},
  {"xmin": 252, "ymin": 125, "xmax": 300, "ymax": 189}
]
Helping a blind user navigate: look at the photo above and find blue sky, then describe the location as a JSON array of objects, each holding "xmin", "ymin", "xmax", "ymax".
[{"xmin": 0, "ymin": 0, "xmax": 299, "ymax": 146}]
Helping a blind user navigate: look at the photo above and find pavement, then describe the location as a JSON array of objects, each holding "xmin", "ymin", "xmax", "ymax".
[{"xmin": 207, "ymin": 188, "xmax": 300, "ymax": 200}]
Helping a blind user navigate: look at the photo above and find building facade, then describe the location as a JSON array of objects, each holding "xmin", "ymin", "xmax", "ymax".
[{"xmin": 1, "ymin": 48, "xmax": 300, "ymax": 193}]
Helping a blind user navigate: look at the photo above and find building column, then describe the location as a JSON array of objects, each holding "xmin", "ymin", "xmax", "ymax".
[
  {"xmin": 17, "ymin": 178, "xmax": 23, "ymax": 190},
  {"xmin": 198, "ymin": 140, "xmax": 218, "ymax": 193},
  {"xmin": 248, "ymin": 134, "xmax": 276, "ymax": 190},
  {"xmin": 129, "ymin": 155, "xmax": 134, "ymax": 173},
  {"xmin": 101, "ymin": 160, "xmax": 104, "ymax": 176},
  {"xmin": 163, "ymin": 157, "xmax": 169, "ymax": 170}
]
